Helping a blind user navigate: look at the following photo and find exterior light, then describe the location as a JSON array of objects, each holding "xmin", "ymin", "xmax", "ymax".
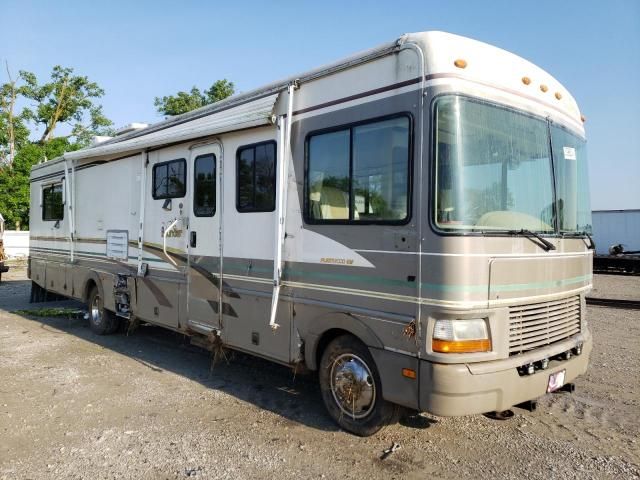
[
  {"xmin": 522, "ymin": 76, "xmax": 531, "ymax": 85},
  {"xmin": 454, "ymin": 59, "xmax": 467, "ymax": 69},
  {"xmin": 432, "ymin": 318, "xmax": 491, "ymax": 353},
  {"xmin": 402, "ymin": 368, "xmax": 417, "ymax": 379},
  {"xmin": 540, "ymin": 84, "xmax": 548, "ymax": 93},
  {"xmin": 555, "ymin": 92, "xmax": 562, "ymax": 100}
]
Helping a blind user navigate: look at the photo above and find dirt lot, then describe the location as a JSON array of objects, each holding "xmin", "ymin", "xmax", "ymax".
[{"xmin": 1, "ymin": 266, "xmax": 639, "ymax": 479}]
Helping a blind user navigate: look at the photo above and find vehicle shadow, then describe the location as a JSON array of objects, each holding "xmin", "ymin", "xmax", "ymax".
[{"xmin": 17, "ymin": 308, "xmax": 340, "ymax": 433}]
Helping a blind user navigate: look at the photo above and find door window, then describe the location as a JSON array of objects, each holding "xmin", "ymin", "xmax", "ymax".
[{"xmin": 193, "ymin": 154, "xmax": 216, "ymax": 217}]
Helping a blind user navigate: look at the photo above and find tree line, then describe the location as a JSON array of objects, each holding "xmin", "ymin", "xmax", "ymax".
[{"xmin": 0, "ymin": 63, "xmax": 234, "ymax": 230}]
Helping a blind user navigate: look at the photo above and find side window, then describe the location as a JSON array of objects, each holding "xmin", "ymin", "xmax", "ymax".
[
  {"xmin": 193, "ymin": 154, "xmax": 216, "ymax": 217},
  {"xmin": 42, "ymin": 183, "xmax": 64, "ymax": 221},
  {"xmin": 306, "ymin": 115, "xmax": 411, "ymax": 223},
  {"xmin": 152, "ymin": 159, "xmax": 186, "ymax": 199},
  {"xmin": 236, "ymin": 141, "xmax": 277, "ymax": 212}
]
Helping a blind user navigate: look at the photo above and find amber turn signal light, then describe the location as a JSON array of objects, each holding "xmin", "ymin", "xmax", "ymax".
[
  {"xmin": 432, "ymin": 339, "xmax": 492, "ymax": 353},
  {"xmin": 454, "ymin": 59, "xmax": 467, "ymax": 69},
  {"xmin": 402, "ymin": 368, "xmax": 417, "ymax": 379}
]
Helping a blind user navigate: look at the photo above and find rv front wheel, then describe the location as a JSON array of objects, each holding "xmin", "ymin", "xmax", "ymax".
[
  {"xmin": 87, "ymin": 286, "xmax": 119, "ymax": 335},
  {"xmin": 319, "ymin": 335, "xmax": 399, "ymax": 436}
]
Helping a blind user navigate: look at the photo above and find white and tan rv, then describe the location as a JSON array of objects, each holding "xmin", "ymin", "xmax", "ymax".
[{"xmin": 29, "ymin": 31, "xmax": 593, "ymax": 435}]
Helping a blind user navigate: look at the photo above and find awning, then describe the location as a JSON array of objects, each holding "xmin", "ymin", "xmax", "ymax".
[{"xmin": 65, "ymin": 93, "xmax": 279, "ymax": 161}]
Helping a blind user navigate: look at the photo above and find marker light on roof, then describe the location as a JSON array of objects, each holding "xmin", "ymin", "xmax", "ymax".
[
  {"xmin": 454, "ymin": 59, "xmax": 467, "ymax": 69},
  {"xmin": 522, "ymin": 77, "xmax": 531, "ymax": 85},
  {"xmin": 555, "ymin": 92, "xmax": 562, "ymax": 100},
  {"xmin": 540, "ymin": 84, "xmax": 548, "ymax": 93},
  {"xmin": 581, "ymin": 115, "xmax": 586, "ymax": 123}
]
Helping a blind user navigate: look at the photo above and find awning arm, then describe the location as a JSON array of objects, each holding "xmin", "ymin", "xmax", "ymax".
[{"xmin": 269, "ymin": 81, "xmax": 298, "ymax": 330}]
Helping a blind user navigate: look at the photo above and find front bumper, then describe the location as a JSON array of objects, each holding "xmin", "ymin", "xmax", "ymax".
[{"xmin": 419, "ymin": 330, "xmax": 592, "ymax": 415}]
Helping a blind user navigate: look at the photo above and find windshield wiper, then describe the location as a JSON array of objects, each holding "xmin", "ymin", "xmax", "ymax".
[
  {"xmin": 507, "ymin": 229, "xmax": 556, "ymax": 251},
  {"xmin": 582, "ymin": 232, "xmax": 595, "ymax": 250},
  {"xmin": 560, "ymin": 231, "xmax": 596, "ymax": 250}
]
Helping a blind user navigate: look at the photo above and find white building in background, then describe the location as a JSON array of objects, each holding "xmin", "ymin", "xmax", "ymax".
[
  {"xmin": 591, "ymin": 209, "xmax": 640, "ymax": 255},
  {"xmin": 2, "ymin": 231, "xmax": 30, "ymax": 258}
]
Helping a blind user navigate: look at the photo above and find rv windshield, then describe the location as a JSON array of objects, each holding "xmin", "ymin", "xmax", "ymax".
[{"xmin": 433, "ymin": 95, "xmax": 591, "ymax": 235}]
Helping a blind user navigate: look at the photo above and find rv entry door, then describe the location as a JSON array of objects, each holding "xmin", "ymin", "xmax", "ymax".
[{"xmin": 187, "ymin": 143, "xmax": 222, "ymax": 332}]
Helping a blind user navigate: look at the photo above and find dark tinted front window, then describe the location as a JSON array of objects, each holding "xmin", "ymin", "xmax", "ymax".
[
  {"xmin": 193, "ymin": 154, "xmax": 216, "ymax": 217},
  {"xmin": 237, "ymin": 141, "xmax": 276, "ymax": 212},
  {"xmin": 42, "ymin": 183, "xmax": 64, "ymax": 221}
]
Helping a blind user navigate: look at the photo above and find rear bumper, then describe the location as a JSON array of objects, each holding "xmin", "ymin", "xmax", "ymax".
[{"xmin": 419, "ymin": 330, "xmax": 592, "ymax": 415}]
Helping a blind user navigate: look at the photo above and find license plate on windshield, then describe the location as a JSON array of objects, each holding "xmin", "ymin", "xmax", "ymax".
[{"xmin": 547, "ymin": 369, "xmax": 566, "ymax": 393}]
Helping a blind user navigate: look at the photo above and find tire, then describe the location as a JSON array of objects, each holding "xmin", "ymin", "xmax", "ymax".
[
  {"xmin": 87, "ymin": 286, "xmax": 119, "ymax": 335},
  {"xmin": 319, "ymin": 335, "xmax": 400, "ymax": 436}
]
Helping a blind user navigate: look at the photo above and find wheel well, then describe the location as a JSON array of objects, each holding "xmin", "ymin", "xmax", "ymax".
[
  {"xmin": 83, "ymin": 279, "xmax": 97, "ymax": 302},
  {"xmin": 315, "ymin": 328, "xmax": 354, "ymax": 370}
]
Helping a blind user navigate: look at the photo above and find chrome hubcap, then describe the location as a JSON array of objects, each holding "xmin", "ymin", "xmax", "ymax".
[
  {"xmin": 91, "ymin": 295, "xmax": 102, "ymax": 325},
  {"xmin": 330, "ymin": 353, "xmax": 375, "ymax": 419}
]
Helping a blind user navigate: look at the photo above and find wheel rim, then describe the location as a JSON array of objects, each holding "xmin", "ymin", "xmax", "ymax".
[
  {"xmin": 91, "ymin": 294, "xmax": 103, "ymax": 326},
  {"xmin": 329, "ymin": 353, "xmax": 376, "ymax": 419}
]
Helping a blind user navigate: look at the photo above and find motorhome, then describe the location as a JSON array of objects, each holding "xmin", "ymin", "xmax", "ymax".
[{"xmin": 29, "ymin": 31, "xmax": 593, "ymax": 436}]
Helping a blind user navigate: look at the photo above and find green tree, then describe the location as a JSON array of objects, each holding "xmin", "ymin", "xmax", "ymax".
[
  {"xmin": 0, "ymin": 62, "xmax": 30, "ymax": 164},
  {"xmin": 0, "ymin": 64, "xmax": 113, "ymax": 229},
  {"xmin": 154, "ymin": 79, "xmax": 234, "ymax": 116},
  {"xmin": 0, "ymin": 138, "xmax": 79, "ymax": 229},
  {"xmin": 20, "ymin": 65, "xmax": 113, "ymax": 145}
]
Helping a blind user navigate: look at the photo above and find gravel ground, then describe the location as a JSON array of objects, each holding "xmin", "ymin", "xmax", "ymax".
[
  {"xmin": 590, "ymin": 274, "xmax": 640, "ymax": 301},
  {"xmin": 0, "ymin": 267, "xmax": 638, "ymax": 479}
]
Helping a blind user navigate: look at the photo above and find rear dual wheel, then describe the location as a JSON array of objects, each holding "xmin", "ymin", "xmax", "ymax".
[
  {"xmin": 87, "ymin": 286, "xmax": 119, "ymax": 335},
  {"xmin": 319, "ymin": 335, "xmax": 400, "ymax": 436}
]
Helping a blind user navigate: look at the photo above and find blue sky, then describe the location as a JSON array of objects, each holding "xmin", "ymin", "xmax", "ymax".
[{"xmin": 2, "ymin": 0, "xmax": 638, "ymax": 209}]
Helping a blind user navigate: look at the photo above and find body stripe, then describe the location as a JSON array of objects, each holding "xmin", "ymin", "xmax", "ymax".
[{"xmin": 31, "ymin": 246, "xmax": 591, "ymax": 295}]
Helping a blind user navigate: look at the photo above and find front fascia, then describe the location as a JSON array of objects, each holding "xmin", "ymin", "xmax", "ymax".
[{"xmin": 418, "ymin": 83, "xmax": 591, "ymax": 364}]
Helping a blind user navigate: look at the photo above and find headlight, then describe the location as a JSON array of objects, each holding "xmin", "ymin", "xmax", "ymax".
[{"xmin": 432, "ymin": 318, "xmax": 491, "ymax": 353}]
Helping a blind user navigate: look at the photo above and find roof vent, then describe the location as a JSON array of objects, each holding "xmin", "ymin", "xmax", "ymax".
[
  {"xmin": 91, "ymin": 135, "xmax": 113, "ymax": 146},
  {"xmin": 115, "ymin": 122, "xmax": 149, "ymax": 136}
]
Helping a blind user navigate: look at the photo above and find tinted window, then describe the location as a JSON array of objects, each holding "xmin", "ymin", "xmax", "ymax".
[
  {"xmin": 193, "ymin": 154, "xmax": 216, "ymax": 217},
  {"xmin": 237, "ymin": 141, "xmax": 276, "ymax": 212},
  {"xmin": 307, "ymin": 116, "xmax": 411, "ymax": 223},
  {"xmin": 308, "ymin": 130, "xmax": 350, "ymax": 220},
  {"xmin": 43, "ymin": 183, "xmax": 64, "ymax": 221},
  {"xmin": 153, "ymin": 159, "xmax": 186, "ymax": 199}
]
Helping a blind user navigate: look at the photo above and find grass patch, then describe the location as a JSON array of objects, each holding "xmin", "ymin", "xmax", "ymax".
[{"xmin": 13, "ymin": 307, "xmax": 84, "ymax": 318}]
